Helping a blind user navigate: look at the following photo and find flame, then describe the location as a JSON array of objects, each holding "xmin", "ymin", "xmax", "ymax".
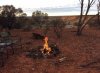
[
  {"xmin": 43, "ymin": 37, "xmax": 49, "ymax": 49},
  {"xmin": 42, "ymin": 37, "xmax": 51, "ymax": 55}
]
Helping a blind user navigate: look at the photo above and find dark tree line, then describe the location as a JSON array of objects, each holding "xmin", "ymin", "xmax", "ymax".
[{"xmin": 0, "ymin": 2, "xmax": 99, "ymax": 36}]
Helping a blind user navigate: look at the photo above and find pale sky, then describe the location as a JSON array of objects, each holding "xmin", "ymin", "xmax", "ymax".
[{"xmin": 0, "ymin": 0, "xmax": 98, "ymax": 16}]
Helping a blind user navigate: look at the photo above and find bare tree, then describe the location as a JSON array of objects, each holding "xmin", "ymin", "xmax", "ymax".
[
  {"xmin": 97, "ymin": 0, "xmax": 100, "ymax": 24},
  {"xmin": 77, "ymin": 0, "xmax": 96, "ymax": 35}
]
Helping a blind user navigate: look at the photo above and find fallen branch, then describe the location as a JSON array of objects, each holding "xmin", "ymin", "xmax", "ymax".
[
  {"xmin": 80, "ymin": 59, "xmax": 100, "ymax": 68},
  {"xmin": 80, "ymin": 61, "xmax": 97, "ymax": 68}
]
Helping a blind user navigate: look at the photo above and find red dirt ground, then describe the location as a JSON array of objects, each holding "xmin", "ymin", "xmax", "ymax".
[{"xmin": 0, "ymin": 27, "xmax": 100, "ymax": 73}]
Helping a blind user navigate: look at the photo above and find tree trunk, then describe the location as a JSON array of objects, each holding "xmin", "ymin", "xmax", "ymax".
[
  {"xmin": 77, "ymin": 27, "xmax": 82, "ymax": 36},
  {"xmin": 97, "ymin": 12, "xmax": 100, "ymax": 25}
]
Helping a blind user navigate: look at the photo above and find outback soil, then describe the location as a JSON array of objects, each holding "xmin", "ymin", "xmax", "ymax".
[{"xmin": 0, "ymin": 27, "xmax": 100, "ymax": 73}]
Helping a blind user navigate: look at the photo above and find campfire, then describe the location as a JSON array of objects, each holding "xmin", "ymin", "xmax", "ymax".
[
  {"xmin": 26, "ymin": 36, "xmax": 60, "ymax": 58},
  {"xmin": 41, "ymin": 37, "xmax": 51, "ymax": 55}
]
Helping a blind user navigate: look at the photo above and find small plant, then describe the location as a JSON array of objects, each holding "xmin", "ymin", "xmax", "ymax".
[{"xmin": 50, "ymin": 18, "xmax": 66, "ymax": 39}]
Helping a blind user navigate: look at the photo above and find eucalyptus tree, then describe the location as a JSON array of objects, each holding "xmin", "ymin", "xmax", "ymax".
[
  {"xmin": 0, "ymin": 5, "xmax": 16, "ymax": 29},
  {"xmin": 0, "ymin": 5, "xmax": 27, "ymax": 29},
  {"xmin": 15, "ymin": 8, "xmax": 27, "ymax": 29}
]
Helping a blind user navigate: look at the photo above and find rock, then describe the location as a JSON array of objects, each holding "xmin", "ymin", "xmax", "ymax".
[{"xmin": 32, "ymin": 68, "xmax": 35, "ymax": 71}]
